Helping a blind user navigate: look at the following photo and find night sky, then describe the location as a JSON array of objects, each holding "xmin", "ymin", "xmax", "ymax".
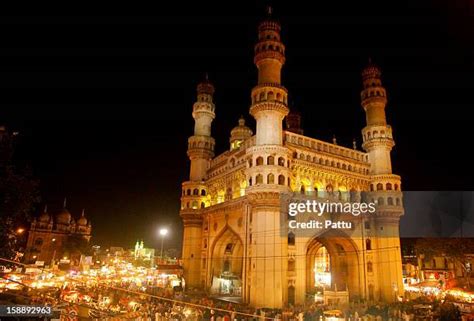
[{"xmin": 1, "ymin": 1, "xmax": 473, "ymax": 250}]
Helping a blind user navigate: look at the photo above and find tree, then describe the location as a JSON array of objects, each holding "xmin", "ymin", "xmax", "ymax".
[
  {"xmin": 415, "ymin": 238, "xmax": 474, "ymax": 288},
  {"xmin": 0, "ymin": 128, "xmax": 40, "ymax": 260},
  {"xmin": 63, "ymin": 234, "xmax": 92, "ymax": 258}
]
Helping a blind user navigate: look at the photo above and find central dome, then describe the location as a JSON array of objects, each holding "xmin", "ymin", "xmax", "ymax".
[
  {"xmin": 230, "ymin": 116, "xmax": 253, "ymax": 150},
  {"xmin": 56, "ymin": 208, "xmax": 71, "ymax": 225}
]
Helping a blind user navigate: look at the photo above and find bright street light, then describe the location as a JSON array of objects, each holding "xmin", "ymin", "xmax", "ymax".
[{"xmin": 159, "ymin": 228, "xmax": 169, "ymax": 260}]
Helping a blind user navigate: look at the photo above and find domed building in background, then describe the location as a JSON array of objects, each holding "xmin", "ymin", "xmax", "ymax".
[{"xmin": 25, "ymin": 200, "xmax": 92, "ymax": 266}]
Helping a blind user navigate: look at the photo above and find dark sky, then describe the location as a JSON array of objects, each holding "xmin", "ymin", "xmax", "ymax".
[{"xmin": 1, "ymin": 1, "xmax": 473, "ymax": 250}]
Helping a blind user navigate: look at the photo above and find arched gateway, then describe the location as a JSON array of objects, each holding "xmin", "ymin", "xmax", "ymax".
[
  {"xmin": 305, "ymin": 232, "xmax": 363, "ymax": 303},
  {"xmin": 209, "ymin": 226, "xmax": 243, "ymax": 299}
]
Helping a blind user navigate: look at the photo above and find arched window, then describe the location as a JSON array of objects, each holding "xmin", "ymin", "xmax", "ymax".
[
  {"xmin": 187, "ymin": 189, "xmax": 191, "ymax": 196},
  {"xmin": 35, "ymin": 238, "xmax": 43, "ymax": 246},
  {"xmin": 394, "ymin": 184, "xmax": 399, "ymax": 191},
  {"xmin": 377, "ymin": 197, "xmax": 384, "ymax": 205},
  {"xmin": 201, "ymin": 189, "xmax": 206, "ymax": 196},
  {"xmin": 225, "ymin": 243, "xmax": 234, "ymax": 254},
  {"xmin": 278, "ymin": 157, "xmax": 285, "ymax": 166},
  {"xmin": 249, "ymin": 177, "xmax": 252, "ymax": 186},
  {"xmin": 300, "ymin": 185, "xmax": 305, "ymax": 194},
  {"xmin": 201, "ymin": 202, "xmax": 205, "ymax": 209},
  {"xmin": 256, "ymin": 157, "xmax": 264, "ymax": 166},
  {"xmin": 370, "ymin": 184, "xmax": 374, "ymax": 192},
  {"xmin": 278, "ymin": 175, "xmax": 285, "ymax": 185},
  {"xmin": 387, "ymin": 197, "xmax": 394, "ymax": 205},
  {"xmin": 193, "ymin": 188, "xmax": 199, "ymax": 195},
  {"xmin": 396, "ymin": 198, "xmax": 401, "ymax": 206},
  {"xmin": 192, "ymin": 201, "xmax": 198, "ymax": 209},
  {"xmin": 386, "ymin": 183, "xmax": 392, "ymax": 190},
  {"xmin": 376, "ymin": 183, "xmax": 383, "ymax": 191},
  {"xmin": 267, "ymin": 156, "xmax": 274, "ymax": 165},
  {"xmin": 267, "ymin": 173, "xmax": 275, "ymax": 184},
  {"xmin": 256, "ymin": 174, "xmax": 263, "ymax": 184},
  {"xmin": 366, "ymin": 239, "xmax": 372, "ymax": 250},
  {"xmin": 288, "ymin": 232, "xmax": 295, "ymax": 246},
  {"xmin": 367, "ymin": 261, "xmax": 373, "ymax": 273},
  {"xmin": 248, "ymin": 159, "xmax": 253, "ymax": 167}
]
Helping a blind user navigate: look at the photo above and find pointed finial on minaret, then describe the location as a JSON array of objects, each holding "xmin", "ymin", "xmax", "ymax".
[
  {"xmin": 332, "ymin": 135, "xmax": 337, "ymax": 145},
  {"xmin": 353, "ymin": 138, "xmax": 357, "ymax": 150},
  {"xmin": 238, "ymin": 115, "xmax": 245, "ymax": 126},
  {"xmin": 44, "ymin": 204, "xmax": 48, "ymax": 213},
  {"xmin": 63, "ymin": 197, "xmax": 67, "ymax": 208},
  {"xmin": 81, "ymin": 208, "xmax": 85, "ymax": 217},
  {"xmin": 204, "ymin": 72, "xmax": 209, "ymax": 81},
  {"xmin": 267, "ymin": 5, "xmax": 273, "ymax": 16}
]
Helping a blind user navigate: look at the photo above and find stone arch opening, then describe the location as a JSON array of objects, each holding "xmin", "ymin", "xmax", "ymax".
[
  {"xmin": 305, "ymin": 233, "xmax": 361, "ymax": 302},
  {"xmin": 209, "ymin": 227, "xmax": 244, "ymax": 299}
]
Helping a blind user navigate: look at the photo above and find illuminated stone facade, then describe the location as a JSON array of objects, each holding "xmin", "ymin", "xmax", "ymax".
[
  {"xmin": 25, "ymin": 203, "xmax": 91, "ymax": 265},
  {"xmin": 181, "ymin": 11, "xmax": 404, "ymax": 308}
]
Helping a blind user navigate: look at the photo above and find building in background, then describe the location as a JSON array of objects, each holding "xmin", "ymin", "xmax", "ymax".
[
  {"xmin": 24, "ymin": 201, "xmax": 92, "ymax": 266},
  {"xmin": 180, "ymin": 8, "xmax": 404, "ymax": 308}
]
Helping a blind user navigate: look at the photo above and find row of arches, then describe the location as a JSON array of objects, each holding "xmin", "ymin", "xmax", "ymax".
[
  {"xmin": 295, "ymin": 152, "xmax": 369, "ymax": 175},
  {"xmin": 361, "ymin": 89, "xmax": 385, "ymax": 100},
  {"xmin": 196, "ymin": 95, "xmax": 213, "ymax": 103},
  {"xmin": 259, "ymin": 33, "xmax": 279, "ymax": 41},
  {"xmin": 189, "ymin": 140, "xmax": 213, "ymax": 150},
  {"xmin": 286, "ymin": 135, "xmax": 368, "ymax": 162},
  {"xmin": 183, "ymin": 188, "xmax": 207, "ymax": 196},
  {"xmin": 249, "ymin": 173, "xmax": 289, "ymax": 186},
  {"xmin": 364, "ymin": 129, "xmax": 391, "ymax": 141},
  {"xmin": 182, "ymin": 200, "xmax": 206, "ymax": 210},
  {"xmin": 374, "ymin": 196, "xmax": 402, "ymax": 207},
  {"xmin": 250, "ymin": 155, "xmax": 289, "ymax": 167},
  {"xmin": 370, "ymin": 182, "xmax": 400, "ymax": 191},
  {"xmin": 255, "ymin": 41, "xmax": 284, "ymax": 55},
  {"xmin": 251, "ymin": 89, "xmax": 287, "ymax": 105}
]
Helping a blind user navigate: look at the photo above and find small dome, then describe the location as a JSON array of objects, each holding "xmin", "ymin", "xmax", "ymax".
[
  {"xmin": 362, "ymin": 58, "xmax": 381, "ymax": 80},
  {"xmin": 39, "ymin": 212, "xmax": 50, "ymax": 222},
  {"xmin": 77, "ymin": 210, "xmax": 87, "ymax": 226},
  {"xmin": 56, "ymin": 208, "xmax": 71, "ymax": 225},
  {"xmin": 197, "ymin": 73, "xmax": 215, "ymax": 95},
  {"xmin": 38, "ymin": 205, "xmax": 50, "ymax": 222},
  {"xmin": 230, "ymin": 116, "xmax": 253, "ymax": 148}
]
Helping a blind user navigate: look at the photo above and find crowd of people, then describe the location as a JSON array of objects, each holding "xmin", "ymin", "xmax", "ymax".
[{"xmin": 1, "ymin": 271, "xmax": 466, "ymax": 320}]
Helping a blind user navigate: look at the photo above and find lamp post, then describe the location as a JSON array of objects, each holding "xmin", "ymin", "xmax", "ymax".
[{"xmin": 159, "ymin": 228, "xmax": 169, "ymax": 261}]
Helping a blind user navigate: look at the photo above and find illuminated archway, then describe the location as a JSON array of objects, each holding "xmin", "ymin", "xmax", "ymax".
[
  {"xmin": 306, "ymin": 231, "xmax": 362, "ymax": 300},
  {"xmin": 209, "ymin": 226, "xmax": 244, "ymax": 298}
]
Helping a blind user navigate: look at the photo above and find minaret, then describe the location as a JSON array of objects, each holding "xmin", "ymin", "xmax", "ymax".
[
  {"xmin": 188, "ymin": 74, "xmax": 216, "ymax": 181},
  {"xmin": 360, "ymin": 60, "xmax": 394, "ymax": 175},
  {"xmin": 249, "ymin": 7, "xmax": 289, "ymax": 145},
  {"xmin": 360, "ymin": 60, "xmax": 404, "ymax": 302},
  {"xmin": 285, "ymin": 107, "xmax": 303, "ymax": 135},
  {"xmin": 180, "ymin": 75, "xmax": 215, "ymax": 289},
  {"xmin": 245, "ymin": 7, "xmax": 292, "ymax": 308}
]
